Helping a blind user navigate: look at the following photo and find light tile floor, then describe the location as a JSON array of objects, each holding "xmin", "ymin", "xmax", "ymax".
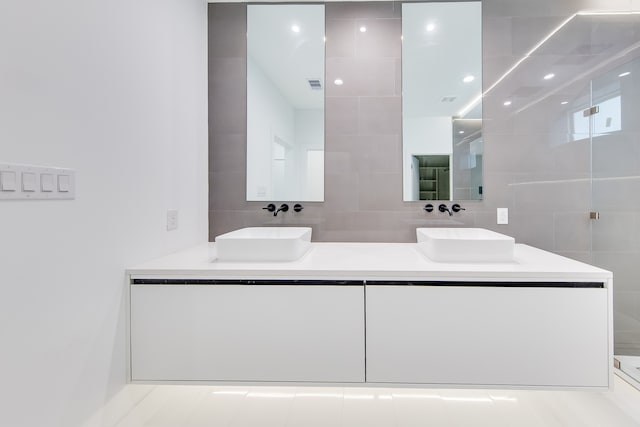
[{"xmin": 84, "ymin": 375, "xmax": 640, "ymax": 427}]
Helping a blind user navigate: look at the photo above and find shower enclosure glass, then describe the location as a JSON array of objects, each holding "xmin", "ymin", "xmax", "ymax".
[{"xmin": 591, "ymin": 56, "xmax": 640, "ymax": 383}]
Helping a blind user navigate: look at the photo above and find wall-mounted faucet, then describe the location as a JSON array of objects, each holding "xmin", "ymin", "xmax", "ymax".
[
  {"xmin": 274, "ymin": 203, "xmax": 289, "ymax": 217},
  {"xmin": 439, "ymin": 204, "xmax": 452, "ymax": 216}
]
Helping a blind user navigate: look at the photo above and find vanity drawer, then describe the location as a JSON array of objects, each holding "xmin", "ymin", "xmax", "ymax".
[
  {"xmin": 365, "ymin": 284, "xmax": 609, "ymax": 387},
  {"xmin": 131, "ymin": 283, "xmax": 365, "ymax": 382}
]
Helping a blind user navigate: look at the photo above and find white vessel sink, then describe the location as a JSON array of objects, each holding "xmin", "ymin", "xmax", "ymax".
[
  {"xmin": 416, "ymin": 228, "xmax": 515, "ymax": 263},
  {"xmin": 215, "ymin": 227, "xmax": 312, "ymax": 262}
]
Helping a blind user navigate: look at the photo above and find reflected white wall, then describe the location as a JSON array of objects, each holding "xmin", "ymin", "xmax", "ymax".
[{"xmin": 247, "ymin": 57, "xmax": 295, "ymax": 200}]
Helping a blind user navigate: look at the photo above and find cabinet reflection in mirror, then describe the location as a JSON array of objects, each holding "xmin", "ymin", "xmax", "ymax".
[
  {"xmin": 402, "ymin": 2, "xmax": 482, "ymax": 201},
  {"xmin": 246, "ymin": 4, "xmax": 325, "ymax": 202}
]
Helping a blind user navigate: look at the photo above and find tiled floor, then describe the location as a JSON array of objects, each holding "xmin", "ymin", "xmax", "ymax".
[{"xmin": 84, "ymin": 375, "xmax": 640, "ymax": 427}]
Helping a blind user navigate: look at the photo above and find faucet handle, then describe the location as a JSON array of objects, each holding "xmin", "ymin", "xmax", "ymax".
[
  {"xmin": 452, "ymin": 203, "xmax": 465, "ymax": 213},
  {"xmin": 278, "ymin": 203, "xmax": 289, "ymax": 213},
  {"xmin": 424, "ymin": 204, "xmax": 434, "ymax": 212},
  {"xmin": 293, "ymin": 204, "xmax": 304, "ymax": 212},
  {"xmin": 262, "ymin": 203, "xmax": 276, "ymax": 212}
]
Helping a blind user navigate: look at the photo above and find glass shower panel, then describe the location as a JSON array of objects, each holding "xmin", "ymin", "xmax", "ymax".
[{"xmin": 591, "ymin": 57, "xmax": 640, "ymax": 382}]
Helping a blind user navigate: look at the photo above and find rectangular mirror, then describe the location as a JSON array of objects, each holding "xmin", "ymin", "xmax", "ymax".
[
  {"xmin": 402, "ymin": 1, "xmax": 482, "ymax": 201},
  {"xmin": 247, "ymin": 4, "xmax": 325, "ymax": 202}
]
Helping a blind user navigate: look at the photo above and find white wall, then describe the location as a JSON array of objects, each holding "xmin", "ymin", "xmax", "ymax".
[
  {"xmin": 294, "ymin": 109, "xmax": 324, "ymax": 201},
  {"xmin": 0, "ymin": 1, "xmax": 208, "ymax": 426},
  {"xmin": 402, "ymin": 116, "xmax": 452, "ymax": 200}
]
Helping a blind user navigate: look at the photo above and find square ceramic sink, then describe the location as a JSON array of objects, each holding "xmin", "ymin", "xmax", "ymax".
[
  {"xmin": 215, "ymin": 227, "xmax": 312, "ymax": 262},
  {"xmin": 416, "ymin": 228, "xmax": 515, "ymax": 263}
]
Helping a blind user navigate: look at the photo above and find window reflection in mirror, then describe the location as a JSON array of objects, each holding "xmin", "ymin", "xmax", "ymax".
[
  {"xmin": 402, "ymin": 1, "xmax": 482, "ymax": 201},
  {"xmin": 246, "ymin": 4, "xmax": 325, "ymax": 202}
]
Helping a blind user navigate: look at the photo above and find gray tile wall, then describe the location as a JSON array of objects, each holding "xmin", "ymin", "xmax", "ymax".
[
  {"xmin": 208, "ymin": 1, "xmax": 640, "ymax": 355},
  {"xmin": 210, "ymin": 2, "xmax": 479, "ymax": 244}
]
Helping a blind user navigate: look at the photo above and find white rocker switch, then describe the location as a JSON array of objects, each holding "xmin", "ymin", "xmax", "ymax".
[
  {"xmin": 1, "ymin": 171, "xmax": 17, "ymax": 191},
  {"xmin": 57, "ymin": 174, "xmax": 70, "ymax": 192},
  {"xmin": 22, "ymin": 172, "xmax": 37, "ymax": 192},
  {"xmin": 41, "ymin": 174, "xmax": 54, "ymax": 192}
]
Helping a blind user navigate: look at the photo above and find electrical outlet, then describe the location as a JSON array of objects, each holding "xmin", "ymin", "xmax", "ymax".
[
  {"xmin": 497, "ymin": 208, "xmax": 508, "ymax": 225},
  {"xmin": 167, "ymin": 209, "xmax": 178, "ymax": 231}
]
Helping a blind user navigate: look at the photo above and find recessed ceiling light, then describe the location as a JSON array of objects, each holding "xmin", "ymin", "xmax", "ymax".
[
  {"xmin": 503, "ymin": 100, "xmax": 512, "ymax": 106},
  {"xmin": 291, "ymin": 25, "xmax": 300, "ymax": 33},
  {"xmin": 334, "ymin": 78, "xmax": 344, "ymax": 86},
  {"xmin": 359, "ymin": 26, "xmax": 367, "ymax": 33},
  {"xmin": 561, "ymin": 101, "xmax": 569, "ymax": 105},
  {"xmin": 458, "ymin": 131, "xmax": 465, "ymax": 134},
  {"xmin": 543, "ymin": 73, "xmax": 555, "ymax": 80},
  {"xmin": 426, "ymin": 23, "xmax": 435, "ymax": 32},
  {"xmin": 463, "ymin": 75, "xmax": 475, "ymax": 83},
  {"xmin": 619, "ymin": 71, "xmax": 631, "ymax": 77}
]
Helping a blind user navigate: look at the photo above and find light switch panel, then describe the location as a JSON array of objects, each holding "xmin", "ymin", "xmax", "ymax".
[
  {"xmin": 22, "ymin": 172, "xmax": 37, "ymax": 192},
  {"xmin": 1, "ymin": 164, "xmax": 74, "ymax": 200},
  {"xmin": 1, "ymin": 171, "xmax": 17, "ymax": 191}
]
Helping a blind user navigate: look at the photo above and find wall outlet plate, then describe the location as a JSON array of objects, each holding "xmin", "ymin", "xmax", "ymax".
[
  {"xmin": 497, "ymin": 208, "xmax": 508, "ymax": 225},
  {"xmin": 167, "ymin": 209, "xmax": 178, "ymax": 231}
]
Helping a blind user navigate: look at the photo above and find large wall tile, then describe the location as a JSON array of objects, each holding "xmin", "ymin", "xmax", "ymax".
[
  {"xmin": 354, "ymin": 18, "xmax": 401, "ymax": 58},
  {"xmin": 208, "ymin": 4, "xmax": 247, "ymax": 59},
  {"xmin": 208, "ymin": 57, "xmax": 246, "ymax": 135},
  {"xmin": 325, "ymin": 97, "xmax": 359, "ymax": 136},
  {"xmin": 325, "ymin": 18, "xmax": 356, "ymax": 58},
  {"xmin": 358, "ymin": 97, "xmax": 401, "ymax": 135},
  {"xmin": 326, "ymin": 57, "xmax": 397, "ymax": 97}
]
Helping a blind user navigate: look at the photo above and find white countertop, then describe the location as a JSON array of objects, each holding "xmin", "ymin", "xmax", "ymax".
[{"xmin": 127, "ymin": 242, "xmax": 612, "ymax": 283}]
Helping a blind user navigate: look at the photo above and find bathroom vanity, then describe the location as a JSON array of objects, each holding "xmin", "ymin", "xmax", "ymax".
[{"xmin": 127, "ymin": 241, "xmax": 612, "ymax": 389}]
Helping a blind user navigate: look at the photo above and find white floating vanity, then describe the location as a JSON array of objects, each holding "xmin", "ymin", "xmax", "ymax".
[{"xmin": 127, "ymin": 235, "xmax": 613, "ymax": 390}]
